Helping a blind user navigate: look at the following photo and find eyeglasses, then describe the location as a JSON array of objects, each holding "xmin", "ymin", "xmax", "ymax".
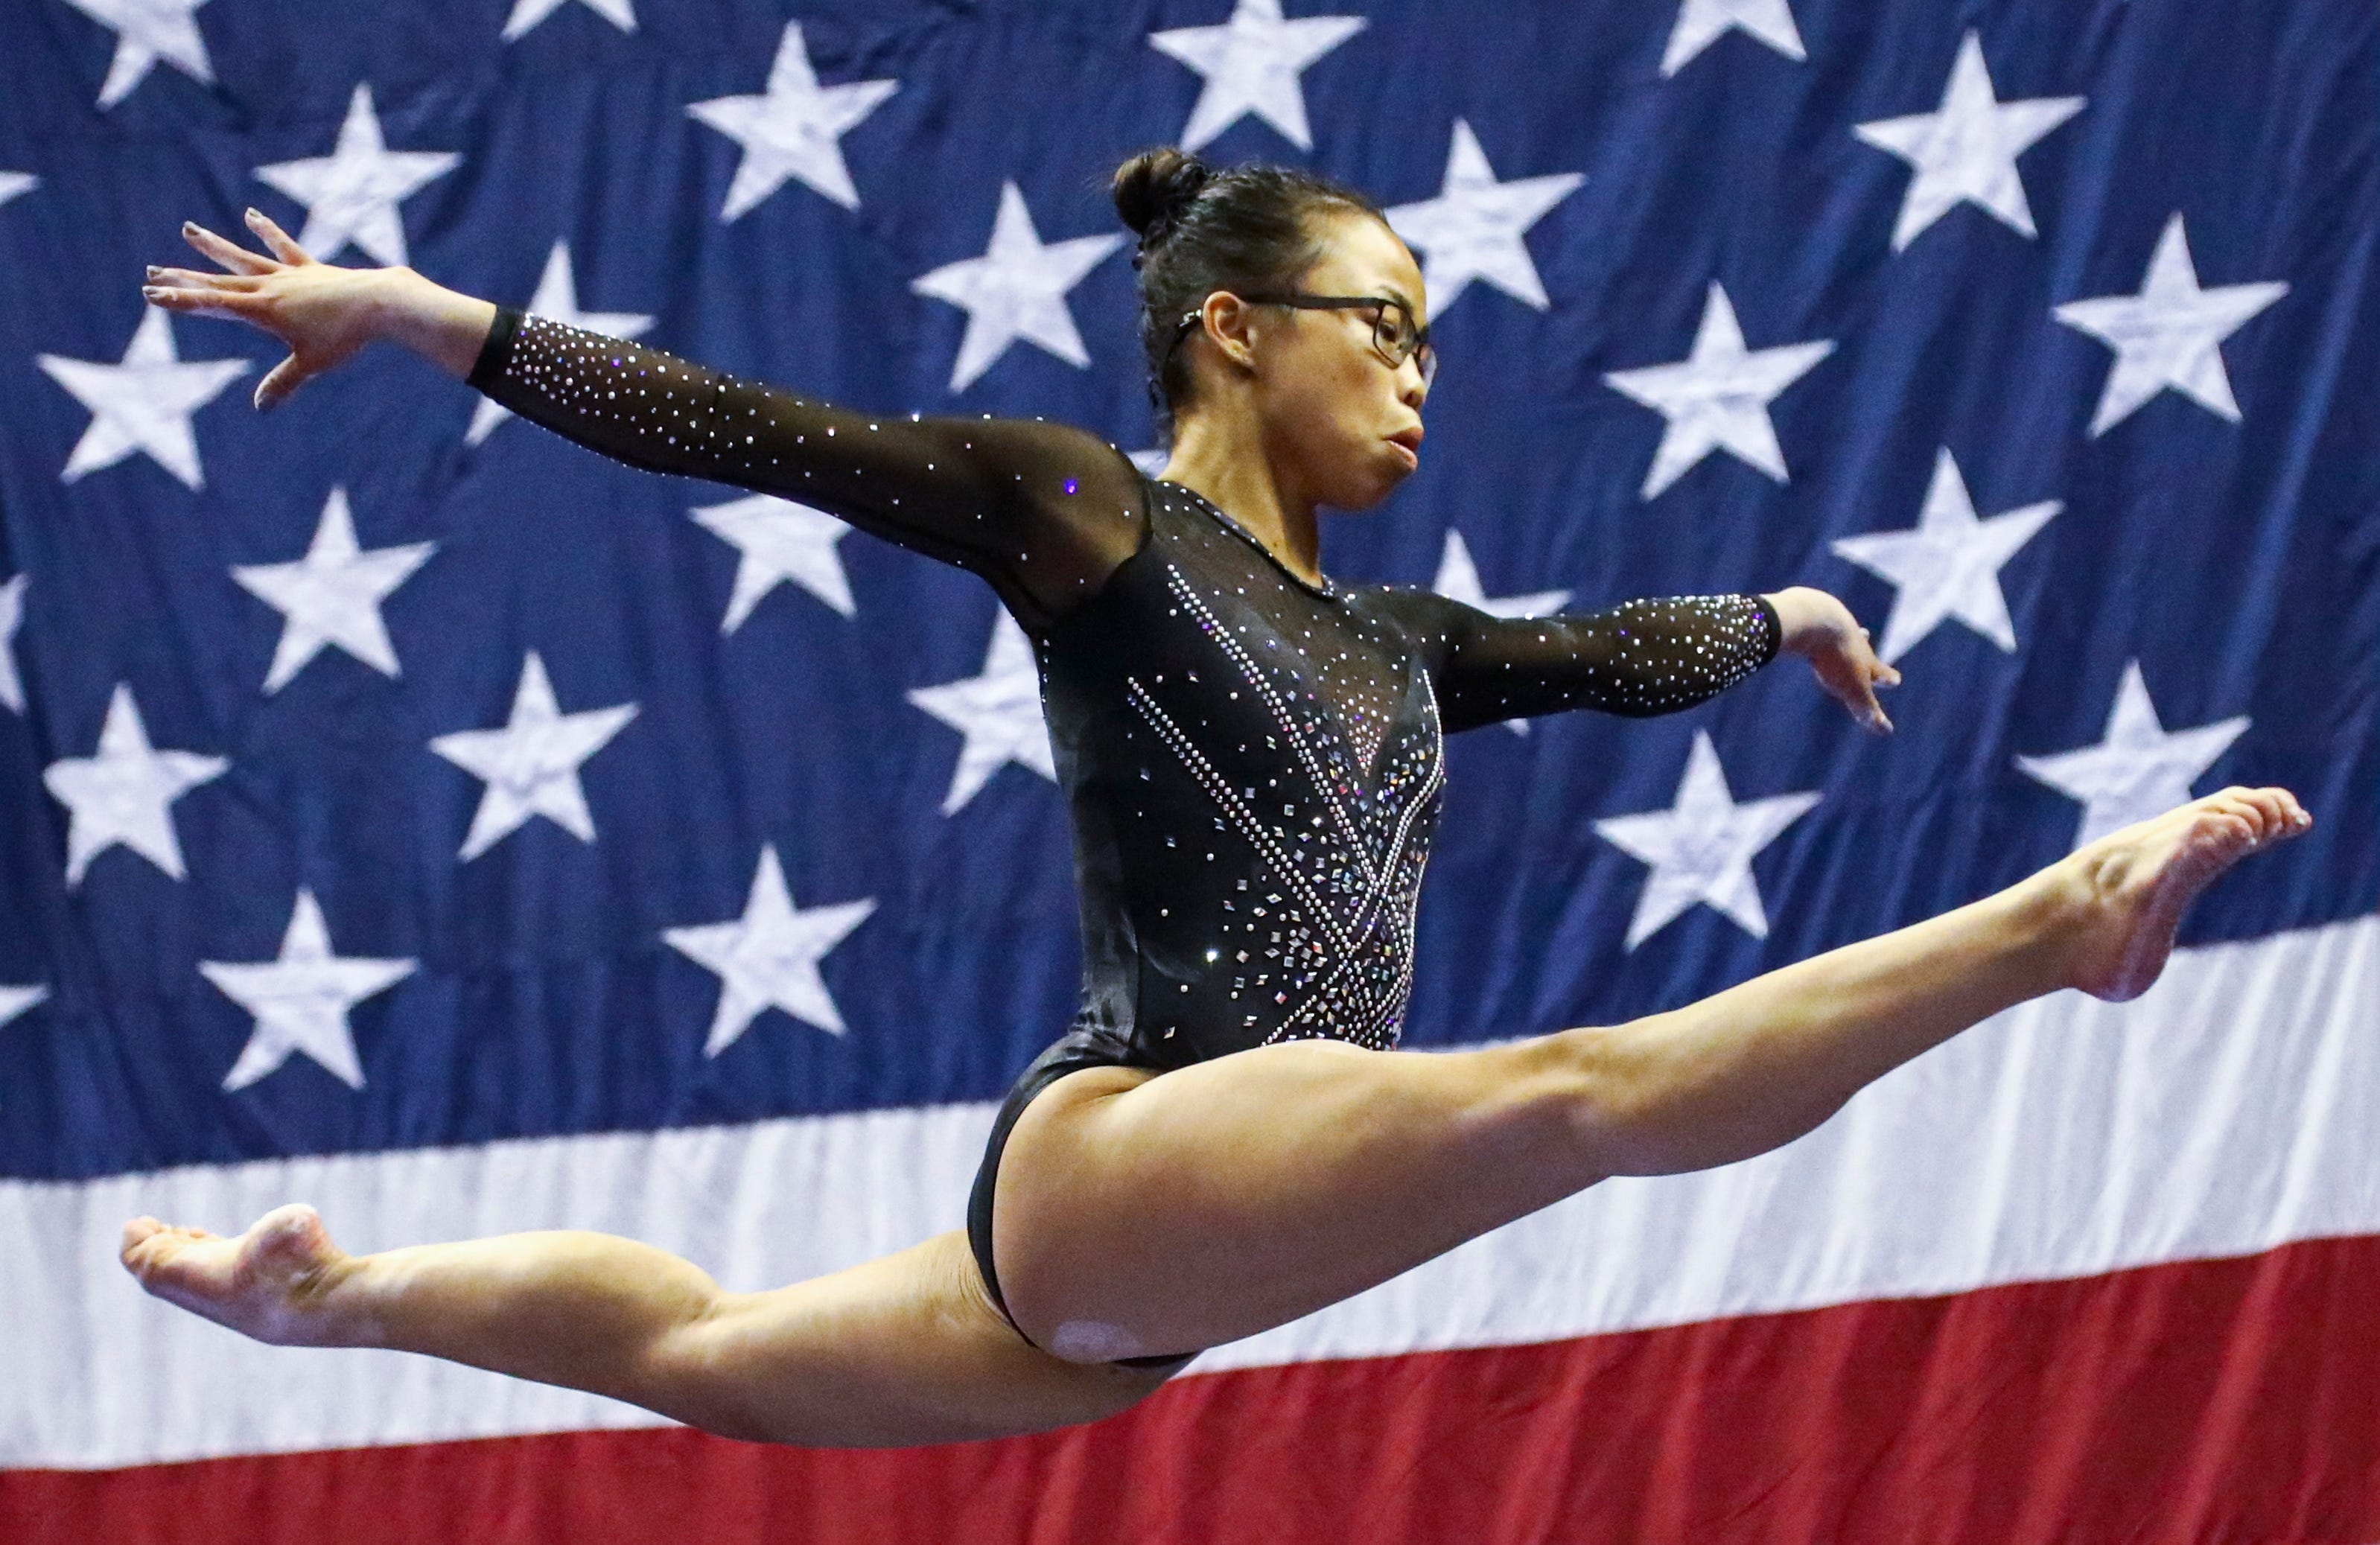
[{"xmin": 1161, "ymin": 291, "xmax": 1438, "ymax": 388}]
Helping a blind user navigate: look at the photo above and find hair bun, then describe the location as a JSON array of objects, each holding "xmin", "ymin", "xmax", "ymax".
[{"xmin": 1112, "ymin": 147, "xmax": 1213, "ymax": 243}]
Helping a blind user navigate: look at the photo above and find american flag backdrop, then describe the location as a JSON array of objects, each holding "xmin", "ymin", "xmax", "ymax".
[{"xmin": 2, "ymin": 0, "xmax": 2377, "ymax": 1540}]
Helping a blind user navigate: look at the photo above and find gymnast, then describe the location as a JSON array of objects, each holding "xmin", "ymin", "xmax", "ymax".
[{"xmin": 122, "ymin": 150, "xmax": 2310, "ymax": 1447}]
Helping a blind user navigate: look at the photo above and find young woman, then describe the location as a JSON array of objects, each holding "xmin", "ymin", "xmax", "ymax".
[{"xmin": 121, "ymin": 150, "xmax": 2309, "ymax": 1449}]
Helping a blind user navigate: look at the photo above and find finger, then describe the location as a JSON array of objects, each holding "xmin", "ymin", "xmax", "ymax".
[
  {"xmin": 1852, "ymin": 633, "xmax": 1897, "ymax": 680},
  {"xmin": 180, "ymin": 220, "xmax": 276, "ymax": 275},
  {"xmin": 1852, "ymin": 678, "xmax": 1892, "ymax": 735},
  {"xmin": 1821, "ymin": 671, "xmax": 1886, "ymax": 735},
  {"xmin": 253, "ymin": 353, "xmax": 311, "ymax": 411},
  {"xmin": 245, "ymin": 206, "xmax": 311, "ymax": 265},
  {"xmin": 146, "ymin": 265, "xmax": 262, "ymax": 292},
  {"xmin": 142, "ymin": 283, "xmax": 261, "ymax": 322}
]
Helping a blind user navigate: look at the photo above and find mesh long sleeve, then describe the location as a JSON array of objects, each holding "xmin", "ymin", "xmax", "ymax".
[
  {"xmin": 1383, "ymin": 588, "xmax": 1780, "ymax": 733},
  {"xmin": 467, "ymin": 308, "xmax": 1148, "ymax": 628}
]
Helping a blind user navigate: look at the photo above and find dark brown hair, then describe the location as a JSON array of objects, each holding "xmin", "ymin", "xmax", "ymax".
[{"xmin": 1110, "ymin": 147, "xmax": 1386, "ymax": 433}]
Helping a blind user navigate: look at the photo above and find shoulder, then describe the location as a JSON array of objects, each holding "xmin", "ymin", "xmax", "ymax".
[
  {"xmin": 1019, "ymin": 421, "xmax": 1150, "ymax": 503},
  {"xmin": 1351, "ymin": 582, "xmax": 1464, "ymax": 630}
]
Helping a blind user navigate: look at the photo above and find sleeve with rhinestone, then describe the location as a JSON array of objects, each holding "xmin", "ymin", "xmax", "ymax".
[
  {"xmin": 1390, "ymin": 589, "xmax": 1781, "ymax": 733},
  {"xmin": 465, "ymin": 308, "xmax": 1147, "ymax": 627}
]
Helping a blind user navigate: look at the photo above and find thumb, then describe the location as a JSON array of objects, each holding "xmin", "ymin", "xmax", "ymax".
[{"xmin": 253, "ymin": 353, "xmax": 308, "ymax": 411}]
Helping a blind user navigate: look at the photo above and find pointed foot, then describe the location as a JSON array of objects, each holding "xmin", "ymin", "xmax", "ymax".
[
  {"xmin": 2061, "ymin": 786, "xmax": 2311, "ymax": 1002},
  {"xmin": 119, "ymin": 1202, "xmax": 353, "ymax": 1346}
]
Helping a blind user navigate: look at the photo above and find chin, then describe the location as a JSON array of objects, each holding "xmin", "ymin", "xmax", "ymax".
[
  {"xmin": 1366, "ymin": 463, "xmax": 1416, "ymax": 508},
  {"xmin": 1330, "ymin": 460, "xmax": 1412, "ymax": 514},
  {"xmin": 1324, "ymin": 483, "xmax": 1395, "ymax": 515}
]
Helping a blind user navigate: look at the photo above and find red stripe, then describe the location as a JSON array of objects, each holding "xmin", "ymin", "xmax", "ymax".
[{"xmin": 10, "ymin": 1235, "xmax": 2377, "ymax": 1545}]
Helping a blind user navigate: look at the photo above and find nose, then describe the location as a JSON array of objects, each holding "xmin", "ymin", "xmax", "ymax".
[{"xmin": 1398, "ymin": 355, "xmax": 1429, "ymax": 409}]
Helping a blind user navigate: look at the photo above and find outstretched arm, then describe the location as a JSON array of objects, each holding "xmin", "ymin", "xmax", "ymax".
[
  {"xmin": 141, "ymin": 210, "xmax": 1146, "ymax": 627},
  {"xmin": 1388, "ymin": 583, "xmax": 1897, "ymax": 733}
]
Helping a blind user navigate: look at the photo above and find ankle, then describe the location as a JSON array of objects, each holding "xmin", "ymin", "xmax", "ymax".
[
  {"xmin": 1998, "ymin": 861, "xmax": 2096, "ymax": 996},
  {"xmin": 257, "ymin": 1247, "xmax": 372, "ymax": 1348}
]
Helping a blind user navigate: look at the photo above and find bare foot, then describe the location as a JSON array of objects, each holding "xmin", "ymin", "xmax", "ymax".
[
  {"xmin": 120, "ymin": 1203, "xmax": 357, "ymax": 1346},
  {"xmin": 2058, "ymin": 786, "xmax": 2312, "ymax": 1002}
]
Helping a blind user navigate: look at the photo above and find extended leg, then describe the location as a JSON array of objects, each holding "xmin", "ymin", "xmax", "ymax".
[
  {"xmin": 991, "ymin": 788, "xmax": 2311, "ymax": 1360},
  {"xmin": 119, "ymin": 1212, "xmax": 1173, "ymax": 1448}
]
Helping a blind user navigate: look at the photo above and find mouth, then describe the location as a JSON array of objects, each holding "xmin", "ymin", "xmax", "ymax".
[{"xmin": 1387, "ymin": 427, "xmax": 1424, "ymax": 468}]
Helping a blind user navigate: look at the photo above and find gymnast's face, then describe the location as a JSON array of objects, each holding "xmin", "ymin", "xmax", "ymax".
[{"xmin": 1202, "ymin": 211, "xmax": 1433, "ymax": 513}]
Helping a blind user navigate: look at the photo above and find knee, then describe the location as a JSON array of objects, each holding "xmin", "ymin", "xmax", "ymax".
[
  {"xmin": 1526, "ymin": 1016, "xmax": 1830, "ymax": 1177},
  {"xmin": 1490, "ymin": 1028, "xmax": 1655, "ymax": 1179},
  {"xmin": 620, "ymin": 1297, "xmax": 786, "ymax": 1440},
  {"xmin": 637, "ymin": 1326, "xmax": 856, "ymax": 1447}
]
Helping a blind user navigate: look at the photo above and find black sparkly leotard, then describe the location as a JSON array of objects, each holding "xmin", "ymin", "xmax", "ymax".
[{"xmin": 468, "ymin": 308, "xmax": 1781, "ymax": 1367}]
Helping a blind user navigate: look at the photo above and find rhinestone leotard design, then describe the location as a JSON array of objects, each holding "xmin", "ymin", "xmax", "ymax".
[{"xmin": 468, "ymin": 308, "xmax": 1781, "ymax": 1359}]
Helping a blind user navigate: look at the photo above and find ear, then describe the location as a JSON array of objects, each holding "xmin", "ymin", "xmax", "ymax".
[{"xmin": 1199, "ymin": 290, "xmax": 1261, "ymax": 373}]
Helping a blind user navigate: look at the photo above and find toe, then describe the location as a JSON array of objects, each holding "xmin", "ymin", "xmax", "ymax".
[
  {"xmin": 2198, "ymin": 791, "xmax": 2276, "ymax": 845},
  {"xmin": 2195, "ymin": 812, "xmax": 2250, "ymax": 854},
  {"xmin": 2228, "ymin": 788, "xmax": 2307, "ymax": 843},
  {"xmin": 119, "ymin": 1218, "xmax": 160, "ymax": 1269},
  {"xmin": 2207, "ymin": 787, "xmax": 2262, "ymax": 824},
  {"xmin": 120, "ymin": 1226, "xmax": 191, "ymax": 1284}
]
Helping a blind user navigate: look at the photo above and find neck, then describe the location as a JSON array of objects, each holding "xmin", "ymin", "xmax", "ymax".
[{"xmin": 1158, "ymin": 410, "xmax": 1324, "ymax": 586}]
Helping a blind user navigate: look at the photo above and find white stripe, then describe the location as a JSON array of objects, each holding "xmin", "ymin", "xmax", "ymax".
[
  {"xmin": 2, "ymin": 1106, "xmax": 993, "ymax": 1468},
  {"xmin": 7, "ymin": 915, "xmax": 2376, "ymax": 1469}
]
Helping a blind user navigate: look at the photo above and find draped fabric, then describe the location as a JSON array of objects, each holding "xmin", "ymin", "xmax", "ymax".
[{"xmin": 1, "ymin": 0, "xmax": 2374, "ymax": 1541}]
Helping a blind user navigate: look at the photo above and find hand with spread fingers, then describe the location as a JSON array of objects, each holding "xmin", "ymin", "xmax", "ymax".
[
  {"xmin": 1762, "ymin": 585, "xmax": 1903, "ymax": 734},
  {"xmin": 141, "ymin": 208, "xmax": 494, "ymax": 409}
]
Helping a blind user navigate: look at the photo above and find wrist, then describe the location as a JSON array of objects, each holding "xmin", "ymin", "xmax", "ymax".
[
  {"xmin": 1760, "ymin": 587, "xmax": 1824, "ymax": 654},
  {"xmin": 358, "ymin": 266, "xmax": 424, "ymax": 339},
  {"xmin": 369, "ymin": 268, "xmax": 497, "ymax": 380}
]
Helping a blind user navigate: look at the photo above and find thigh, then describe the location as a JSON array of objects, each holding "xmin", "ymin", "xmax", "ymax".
[
  {"xmin": 649, "ymin": 1229, "xmax": 1180, "ymax": 1447},
  {"xmin": 990, "ymin": 1037, "xmax": 1595, "ymax": 1363}
]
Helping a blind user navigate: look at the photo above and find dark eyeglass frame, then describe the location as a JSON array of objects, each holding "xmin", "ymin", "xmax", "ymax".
[{"xmin": 1159, "ymin": 290, "xmax": 1438, "ymax": 388}]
